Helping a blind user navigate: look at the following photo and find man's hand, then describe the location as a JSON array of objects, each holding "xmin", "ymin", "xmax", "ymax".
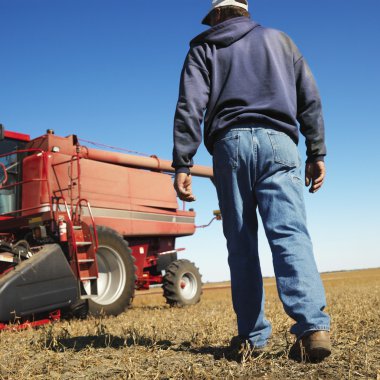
[
  {"xmin": 174, "ymin": 173, "xmax": 196, "ymax": 202},
  {"xmin": 305, "ymin": 161, "xmax": 326, "ymax": 193}
]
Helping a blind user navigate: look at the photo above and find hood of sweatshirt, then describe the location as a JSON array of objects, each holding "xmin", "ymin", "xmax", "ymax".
[{"xmin": 190, "ymin": 17, "xmax": 260, "ymax": 48}]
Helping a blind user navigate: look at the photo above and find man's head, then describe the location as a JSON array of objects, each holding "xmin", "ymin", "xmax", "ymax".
[{"xmin": 202, "ymin": 0, "xmax": 250, "ymax": 27}]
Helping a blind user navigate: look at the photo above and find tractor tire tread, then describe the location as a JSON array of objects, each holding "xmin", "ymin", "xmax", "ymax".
[{"xmin": 163, "ymin": 259, "xmax": 202, "ymax": 307}]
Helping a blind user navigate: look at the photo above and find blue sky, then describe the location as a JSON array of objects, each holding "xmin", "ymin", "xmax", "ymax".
[{"xmin": 1, "ymin": 0, "xmax": 379, "ymax": 281}]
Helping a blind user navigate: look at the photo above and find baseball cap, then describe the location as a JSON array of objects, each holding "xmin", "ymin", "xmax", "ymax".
[{"xmin": 202, "ymin": 0, "xmax": 249, "ymax": 25}]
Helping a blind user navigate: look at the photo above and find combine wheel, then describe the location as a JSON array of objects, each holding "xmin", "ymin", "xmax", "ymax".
[
  {"xmin": 163, "ymin": 259, "xmax": 202, "ymax": 306},
  {"xmin": 87, "ymin": 226, "xmax": 136, "ymax": 316}
]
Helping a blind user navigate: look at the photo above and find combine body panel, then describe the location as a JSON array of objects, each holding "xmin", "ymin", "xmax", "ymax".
[
  {"xmin": 19, "ymin": 133, "xmax": 198, "ymax": 237},
  {"xmin": 0, "ymin": 127, "xmax": 214, "ymax": 327}
]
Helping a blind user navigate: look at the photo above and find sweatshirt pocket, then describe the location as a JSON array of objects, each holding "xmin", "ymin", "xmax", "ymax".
[
  {"xmin": 267, "ymin": 130, "xmax": 300, "ymax": 168},
  {"xmin": 213, "ymin": 134, "xmax": 240, "ymax": 171}
]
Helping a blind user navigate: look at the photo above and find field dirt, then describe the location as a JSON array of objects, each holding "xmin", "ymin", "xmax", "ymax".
[{"xmin": 0, "ymin": 268, "xmax": 379, "ymax": 379}]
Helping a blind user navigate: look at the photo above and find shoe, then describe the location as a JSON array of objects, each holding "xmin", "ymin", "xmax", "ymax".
[
  {"xmin": 289, "ymin": 331, "xmax": 331, "ymax": 362},
  {"xmin": 230, "ymin": 336, "xmax": 248, "ymax": 350},
  {"xmin": 229, "ymin": 336, "xmax": 268, "ymax": 353}
]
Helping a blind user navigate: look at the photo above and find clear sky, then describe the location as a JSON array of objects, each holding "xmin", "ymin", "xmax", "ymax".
[{"xmin": 1, "ymin": 0, "xmax": 379, "ymax": 281}]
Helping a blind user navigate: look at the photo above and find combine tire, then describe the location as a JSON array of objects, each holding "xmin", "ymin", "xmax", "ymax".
[
  {"xmin": 87, "ymin": 226, "xmax": 136, "ymax": 316},
  {"xmin": 163, "ymin": 259, "xmax": 202, "ymax": 306}
]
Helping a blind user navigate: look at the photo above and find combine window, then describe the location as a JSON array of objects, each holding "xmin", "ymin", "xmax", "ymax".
[{"xmin": 0, "ymin": 138, "xmax": 27, "ymax": 215}]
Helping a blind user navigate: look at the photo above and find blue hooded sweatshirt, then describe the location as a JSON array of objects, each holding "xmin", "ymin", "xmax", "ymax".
[{"xmin": 172, "ymin": 17, "xmax": 326, "ymax": 173}]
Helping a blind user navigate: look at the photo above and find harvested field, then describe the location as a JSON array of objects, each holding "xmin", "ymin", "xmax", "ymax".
[{"xmin": 0, "ymin": 268, "xmax": 379, "ymax": 379}]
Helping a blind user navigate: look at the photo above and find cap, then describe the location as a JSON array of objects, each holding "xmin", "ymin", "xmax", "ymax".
[{"xmin": 202, "ymin": 0, "xmax": 249, "ymax": 25}]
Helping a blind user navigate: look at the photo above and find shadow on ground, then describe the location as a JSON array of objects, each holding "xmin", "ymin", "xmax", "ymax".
[
  {"xmin": 174, "ymin": 343, "xmax": 288, "ymax": 362},
  {"xmin": 49, "ymin": 334, "xmax": 171, "ymax": 352},
  {"xmin": 48, "ymin": 334, "xmax": 289, "ymax": 363}
]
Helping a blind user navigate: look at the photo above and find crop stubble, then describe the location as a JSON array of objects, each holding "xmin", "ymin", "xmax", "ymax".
[{"xmin": 0, "ymin": 268, "xmax": 379, "ymax": 379}]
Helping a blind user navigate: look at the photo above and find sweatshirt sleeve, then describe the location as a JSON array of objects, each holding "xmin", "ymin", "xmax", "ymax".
[
  {"xmin": 294, "ymin": 56, "xmax": 327, "ymax": 162},
  {"xmin": 172, "ymin": 49, "xmax": 210, "ymax": 174}
]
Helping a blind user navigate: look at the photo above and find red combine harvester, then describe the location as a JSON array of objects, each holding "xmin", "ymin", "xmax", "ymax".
[{"xmin": 0, "ymin": 125, "xmax": 215, "ymax": 328}]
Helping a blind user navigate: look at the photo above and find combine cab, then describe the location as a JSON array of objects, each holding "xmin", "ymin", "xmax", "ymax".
[{"xmin": 0, "ymin": 125, "xmax": 213, "ymax": 327}]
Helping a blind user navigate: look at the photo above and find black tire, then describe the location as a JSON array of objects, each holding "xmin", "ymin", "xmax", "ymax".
[
  {"xmin": 64, "ymin": 299, "xmax": 88, "ymax": 320},
  {"xmin": 87, "ymin": 226, "xmax": 136, "ymax": 316},
  {"xmin": 163, "ymin": 259, "xmax": 202, "ymax": 306}
]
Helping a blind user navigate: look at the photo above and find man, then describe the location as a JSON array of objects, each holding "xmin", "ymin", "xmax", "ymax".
[{"xmin": 172, "ymin": 0, "xmax": 331, "ymax": 362}]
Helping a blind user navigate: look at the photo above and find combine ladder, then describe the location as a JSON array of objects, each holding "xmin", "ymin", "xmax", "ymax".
[
  {"xmin": 52, "ymin": 153, "xmax": 99, "ymax": 298},
  {"xmin": 71, "ymin": 199, "xmax": 99, "ymax": 299},
  {"xmin": 53, "ymin": 197, "xmax": 99, "ymax": 299}
]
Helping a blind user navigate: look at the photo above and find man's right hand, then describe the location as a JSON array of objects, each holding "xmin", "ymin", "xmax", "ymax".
[
  {"xmin": 174, "ymin": 173, "xmax": 196, "ymax": 202},
  {"xmin": 305, "ymin": 161, "xmax": 326, "ymax": 193}
]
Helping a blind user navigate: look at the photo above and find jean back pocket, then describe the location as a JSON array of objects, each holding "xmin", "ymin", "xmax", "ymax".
[
  {"xmin": 267, "ymin": 130, "xmax": 300, "ymax": 168},
  {"xmin": 213, "ymin": 134, "xmax": 240, "ymax": 171}
]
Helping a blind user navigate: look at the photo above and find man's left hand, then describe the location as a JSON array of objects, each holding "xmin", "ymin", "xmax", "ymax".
[{"xmin": 305, "ymin": 161, "xmax": 326, "ymax": 193}]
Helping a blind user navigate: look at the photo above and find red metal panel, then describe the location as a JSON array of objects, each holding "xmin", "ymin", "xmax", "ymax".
[
  {"xmin": 27, "ymin": 134, "xmax": 77, "ymax": 154},
  {"xmin": 22, "ymin": 154, "xmax": 50, "ymax": 215},
  {"xmin": 20, "ymin": 134, "xmax": 200, "ymax": 238},
  {"xmin": 4, "ymin": 131, "xmax": 30, "ymax": 142},
  {"xmin": 0, "ymin": 310, "xmax": 60, "ymax": 331},
  {"xmin": 131, "ymin": 219, "xmax": 195, "ymax": 237},
  {"xmin": 81, "ymin": 216, "xmax": 195, "ymax": 238},
  {"xmin": 128, "ymin": 167, "xmax": 178, "ymax": 210},
  {"xmin": 78, "ymin": 159, "xmax": 132, "ymax": 209},
  {"xmin": 130, "ymin": 244, "xmax": 149, "ymax": 277}
]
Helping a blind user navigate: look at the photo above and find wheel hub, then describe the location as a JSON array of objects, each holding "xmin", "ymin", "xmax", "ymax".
[
  {"xmin": 179, "ymin": 272, "xmax": 197, "ymax": 300},
  {"xmin": 84, "ymin": 244, "xmax": 126, "ymax": 305}
]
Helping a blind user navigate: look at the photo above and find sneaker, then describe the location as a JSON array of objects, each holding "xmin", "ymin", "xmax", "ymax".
[{"xmin": 289, "ymin": 330, "xmax": 331, "ymax": 362}]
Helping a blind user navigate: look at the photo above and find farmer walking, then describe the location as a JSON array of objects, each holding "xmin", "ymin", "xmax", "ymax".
[{"xmin": 172, "ymin": 0, "xmax": 331, "ymax": 361}]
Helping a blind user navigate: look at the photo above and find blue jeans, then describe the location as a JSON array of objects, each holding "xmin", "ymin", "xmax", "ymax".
[{"xmin": 213, "ymin": 127, "xmax": 330, "ymax": 348}]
